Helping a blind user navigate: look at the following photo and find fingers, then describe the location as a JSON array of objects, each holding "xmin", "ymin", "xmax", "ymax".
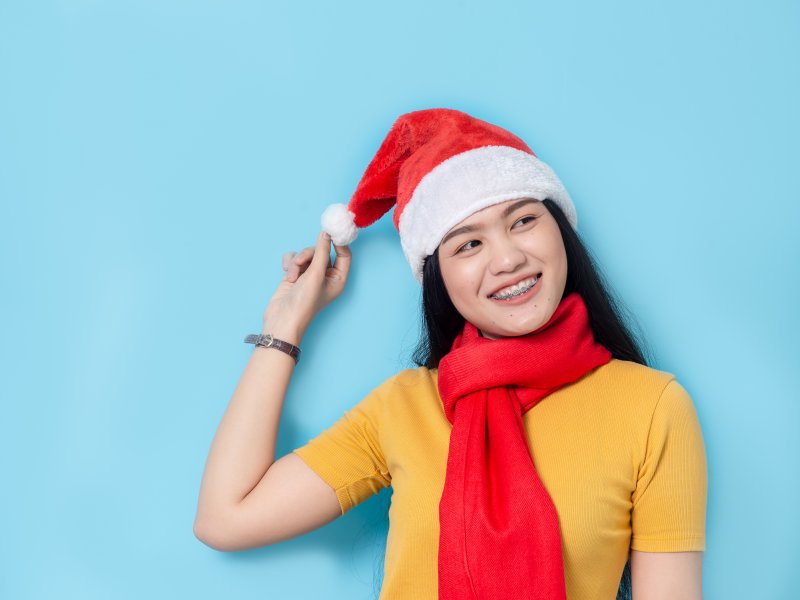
[
  {"xmin": 308, "ymin": 230, "xmax": 333, "ymax": 278},
  {"xmin": 283, "ymin": 230, "xmax": 351, "ymax": 285},
  {"xmin": 284, "ymin": 246, "xmax": 314, "ymax": 282},
  {"xmin": 282, "ymin": 251, "xmax": 297, "ymax": 271}
]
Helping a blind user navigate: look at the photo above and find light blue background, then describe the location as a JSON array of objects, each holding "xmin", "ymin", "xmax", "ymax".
[{"xmin": 2, "ymin": 1, "xmax": 798, "ymax": 598}]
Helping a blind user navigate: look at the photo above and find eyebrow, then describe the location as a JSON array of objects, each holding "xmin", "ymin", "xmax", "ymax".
[{"xmin": 440, "ymin": 198, "xmax": 541, "ymax": 247}]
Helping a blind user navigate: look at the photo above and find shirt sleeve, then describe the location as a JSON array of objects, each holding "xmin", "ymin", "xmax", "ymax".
[
  {"xmin": 631, "ymin": 378, "xmax": 708, "ymax": 552},
  {"xmin": 291, "ymin": 376, "xmax": 393, "ymax": 516}
]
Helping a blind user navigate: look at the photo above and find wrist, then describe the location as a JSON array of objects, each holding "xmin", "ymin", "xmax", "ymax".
[
  {"xmin": 261, "ymin": 322, "xmax": 305, "ymax": 346},
  {"xmin": 246, "ymin": 331, "xmax": 302, "ymax": 364}
]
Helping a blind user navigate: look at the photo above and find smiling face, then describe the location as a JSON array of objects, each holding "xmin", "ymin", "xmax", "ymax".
[{"xmin": 437, "ymin": 198, "xmax": 568, "ymax": 339}]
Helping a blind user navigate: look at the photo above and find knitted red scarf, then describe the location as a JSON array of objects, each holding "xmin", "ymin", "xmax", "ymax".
[{"xmin": 436, "ymin": 291, "xmax": 613, "ymax": 599}]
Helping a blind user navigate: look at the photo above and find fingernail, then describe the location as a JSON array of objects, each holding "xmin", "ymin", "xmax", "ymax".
[{"xmin": 322, "ymin": 232, "xmax": 330, "ymax": 241}]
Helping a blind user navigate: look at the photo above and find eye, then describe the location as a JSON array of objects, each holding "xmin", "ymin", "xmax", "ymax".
[
  {"xmin": 514, "ymin": 215, "xmax": 537, "ymax": 227},
  {"xmin": 456, "ymin": 239, "xmax": 480, "ymax": 253}
]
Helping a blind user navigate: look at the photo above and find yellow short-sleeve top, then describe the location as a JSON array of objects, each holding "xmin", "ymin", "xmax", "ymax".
[{"xmin": 292, "ymin": 358, "xmax": 708, "ymax": 599}]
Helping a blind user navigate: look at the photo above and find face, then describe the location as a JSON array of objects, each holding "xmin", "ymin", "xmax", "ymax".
[{"xmin": 437, "ymin": 198, "xmax": 568, "ymax": 339}]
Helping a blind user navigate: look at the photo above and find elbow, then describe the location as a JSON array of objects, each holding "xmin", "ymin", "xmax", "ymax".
[
  {"xmin": 194, "ymin": 512, "xmax": 263, "ymax": 553},
  {"xmin": 194, "ymin": 517, "xmax": 235, "ymax": 552},
  {"xmin": 193, "ymin": 518, "xmax": 217, "ymax": 549}
]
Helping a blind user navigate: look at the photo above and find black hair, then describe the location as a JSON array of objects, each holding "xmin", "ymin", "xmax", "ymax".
[{"xmin": 410, "ymin": 198, "xmax": 654, "ymax": 369}]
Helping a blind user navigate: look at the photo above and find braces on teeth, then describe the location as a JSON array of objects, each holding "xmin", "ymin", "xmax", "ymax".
[{"xmin": 492, "ymin": 277, "xmax": 538, "ymax": 299}]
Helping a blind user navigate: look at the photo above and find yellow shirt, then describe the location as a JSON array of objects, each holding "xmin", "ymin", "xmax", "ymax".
[{"xmin": 292, "ymin": 358, "xmax": 708, "ymax": 599}]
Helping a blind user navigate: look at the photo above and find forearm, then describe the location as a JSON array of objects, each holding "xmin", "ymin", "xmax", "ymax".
[
  {"xmin": 194, "ymin": 322, "xmax": 304, "ymax": 527},
  {"xmin": 194, "ymin": 227, "xmax": 348, "ymax": 535}
]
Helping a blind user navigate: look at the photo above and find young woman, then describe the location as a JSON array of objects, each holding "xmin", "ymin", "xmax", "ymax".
[{"xmin": 194, "ymin": 109, "xmax": 708, "ymax": 600}]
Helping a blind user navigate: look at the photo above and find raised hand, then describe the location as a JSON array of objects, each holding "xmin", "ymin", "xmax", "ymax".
[{"xmin": 262, "ymin": 230, "xmax": 352, "ymax": 339}]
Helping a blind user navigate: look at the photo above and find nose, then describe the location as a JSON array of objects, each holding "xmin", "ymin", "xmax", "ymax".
[{"xmin": 488, "ymin": 235, "xmax": 527, "ymax": 275}]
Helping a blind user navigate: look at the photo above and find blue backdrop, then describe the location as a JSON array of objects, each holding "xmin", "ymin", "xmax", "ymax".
[{"xmin": 2, "ymin": 1, "xmax": 798, "ymax": 598}]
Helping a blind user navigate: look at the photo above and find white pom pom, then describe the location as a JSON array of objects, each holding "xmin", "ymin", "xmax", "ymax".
[{"xmin": 321, "ymin": 203, "xmax": 358, "ymax": 246}]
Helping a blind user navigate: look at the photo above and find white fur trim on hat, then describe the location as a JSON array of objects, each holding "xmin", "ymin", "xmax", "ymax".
[
  {"xmin": 398, "ymin": 145, "xmax": 577, "ymax": 284},
  {"xmin": 321, "ymin": 203, "xmax": 358, "ymax": 246}
]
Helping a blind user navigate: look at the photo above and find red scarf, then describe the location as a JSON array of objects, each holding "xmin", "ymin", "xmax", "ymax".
[{"xmin": 437, "ymin": 291, "xmax": 613, "ymax": 599}]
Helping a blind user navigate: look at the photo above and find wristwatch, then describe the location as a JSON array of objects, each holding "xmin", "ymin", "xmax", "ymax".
[{"xmin": 244, "ymin": 333, "xmax": 301, "ymax": 364}]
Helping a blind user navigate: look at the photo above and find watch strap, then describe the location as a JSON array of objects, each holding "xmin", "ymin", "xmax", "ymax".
[{"xmin": 244, "ymin": 333, "xmax": 301, "ymax": 364}]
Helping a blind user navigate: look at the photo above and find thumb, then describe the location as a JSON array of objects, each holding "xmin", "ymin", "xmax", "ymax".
[{"xmin": 327, "ymin": 239, "xmax": 352, "ymax": 282}]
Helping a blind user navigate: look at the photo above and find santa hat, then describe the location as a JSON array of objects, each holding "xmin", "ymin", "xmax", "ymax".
[{"xmin": 320, "ymin": 108, "xmax": 577, "ymax": 284}]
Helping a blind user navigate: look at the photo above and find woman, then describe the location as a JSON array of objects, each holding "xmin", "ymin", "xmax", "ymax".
[{"xmin": 194, "ymin": 108, "xmax": 708, "ymax": 599}]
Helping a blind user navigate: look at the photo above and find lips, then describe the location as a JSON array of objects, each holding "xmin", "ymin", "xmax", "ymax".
[{"xmin": 486, "ymin": 272, "xmax": 543, "ymax": 298}]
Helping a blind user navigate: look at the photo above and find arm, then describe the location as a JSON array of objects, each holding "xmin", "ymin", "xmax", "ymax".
[
  {"xmin": 631, "ymin": 550, "xmax": 703, "ymax": 600},
  {"xmin": 629, "ymin": 379, "xmax": 708, "ymax": 599},
  {"xmin": 193, "ymin": 230, "xmax": 352, "ymax": 551}
]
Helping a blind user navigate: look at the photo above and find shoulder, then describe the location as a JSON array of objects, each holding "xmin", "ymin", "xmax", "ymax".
[
  {"xmin": 586, "ymin": 358, "xmax": 679, "ymax": 408},
  {"xmin": 594, "ymin": 360, "xmax": 704, "ymax": 462},
  {"xmin": 362, "ymin": 366, "xmax": 442, "ymax": 417},
  {"xmin": 596, "ymin": 359, "xmax": 698, "ymax": 412},
  {"xmin": 353, "ymin": 366, "xmax": 439, "ymax": 401},
  {"xmin": 367, "ymin": 365, "xmax": 437, "ymax": 389},
  {"xmin": 593, "ymin": 358, "xmax": 676, "ymax": 388},
  {"xmin": 390, "ymin": 365, "xmax": 439, "ymax": 386},
  {"xmin": 374, "ymin": 365, "xmax": 440, "ymax": 399},
  {"xmin": 558, "ymin": 359, "xmax": 688, "ymax": 442}
]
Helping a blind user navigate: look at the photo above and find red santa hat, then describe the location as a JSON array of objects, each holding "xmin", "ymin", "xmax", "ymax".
[{"xmin": 320, "ymin": 107, "xmax": 577, "ymax": 284}]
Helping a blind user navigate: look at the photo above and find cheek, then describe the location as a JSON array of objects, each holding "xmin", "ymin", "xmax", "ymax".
[
  {"xmin": 536, "ymin": 227, "xmax": 567, "ymax": 266},
  {"xmin": 442, "ymin": 263, "xmax": 481, "ymax": 304},
  {"xmin": 555, "ymin": 239, "xmax": 568, "ymax": 269}
]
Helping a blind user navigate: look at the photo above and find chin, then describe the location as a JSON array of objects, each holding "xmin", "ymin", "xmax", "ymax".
[
  {"xmin": 511, "ymin": 326, "xmax": 541, "ymax": 337},
  {"xmin": 507, "ymin": 319, "xmax": 548, "ymax": 337},
  {"xmin": 481, "ymin": 324, "xmax": 535, "ymax": 339}
]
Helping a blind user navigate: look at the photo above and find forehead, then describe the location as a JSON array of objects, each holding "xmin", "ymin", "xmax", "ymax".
[
  {"xmin": 440, "ymin": 198, "xmax": 542, "ymax": 245},
  {"xmin": 461, "ymin": 197, "xmax": 541, "ymax": 224}
]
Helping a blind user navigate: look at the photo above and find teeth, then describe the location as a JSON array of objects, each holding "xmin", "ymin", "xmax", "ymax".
[{"xmin": 491, "ymin": 275, "xmax": 539, "ymax": 299}]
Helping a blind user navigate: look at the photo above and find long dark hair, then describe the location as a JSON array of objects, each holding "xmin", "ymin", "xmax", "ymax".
[{"xmin": 410, "ymin": 198, "xmax": 654, "ymax": 369}]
